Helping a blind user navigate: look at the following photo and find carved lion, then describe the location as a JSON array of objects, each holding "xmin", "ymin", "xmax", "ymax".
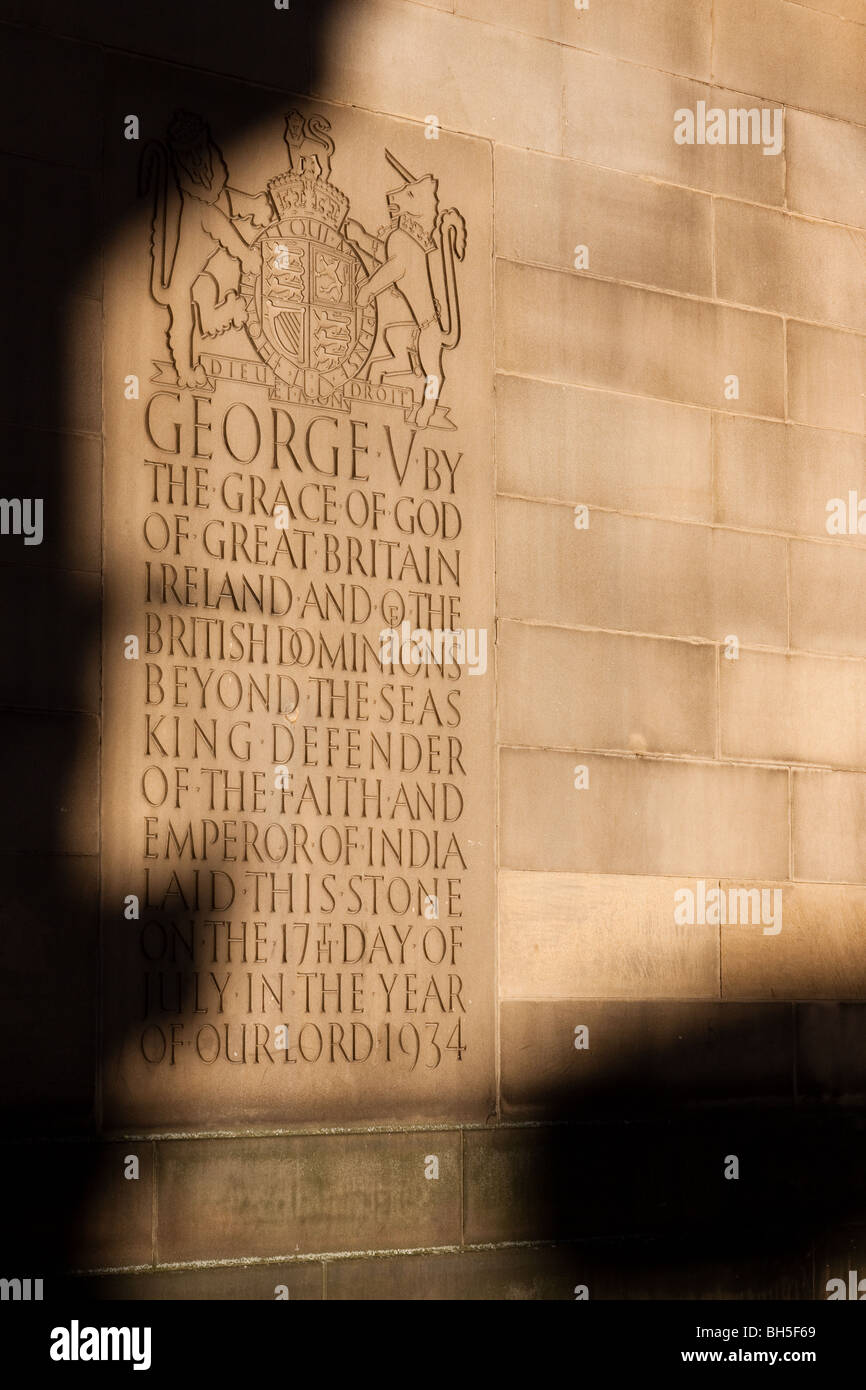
[{"xmin": 140, "ymin": 111, "xmax": 272, "ymax": 389}]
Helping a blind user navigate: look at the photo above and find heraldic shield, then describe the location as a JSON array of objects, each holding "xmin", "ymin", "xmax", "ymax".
[{"xmin": 242, "ymin": 214, "xmax": 377, "ymax": 398}]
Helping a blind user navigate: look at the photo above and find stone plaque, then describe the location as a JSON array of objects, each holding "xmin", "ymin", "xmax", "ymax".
[{"xmin": 102, "ymin": 83, "xmax": 494, "ymax": 1127}]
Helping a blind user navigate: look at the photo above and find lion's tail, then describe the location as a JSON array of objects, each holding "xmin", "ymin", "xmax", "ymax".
[
  {"xmin": 437, "ymin": 209, "xmax": 466, "ymax": 350},
  {"xmin": 139, "ymin": 141, "xmax": 176, "ymax": 306}
]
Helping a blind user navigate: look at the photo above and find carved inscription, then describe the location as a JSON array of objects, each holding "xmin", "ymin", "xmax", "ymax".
[{"xmin": 103, "ymin": 99, "xmax": 494, "ymax": 1123}]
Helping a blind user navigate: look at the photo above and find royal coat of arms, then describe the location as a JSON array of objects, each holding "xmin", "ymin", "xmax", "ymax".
[{"xmin": 139, "ymin": 108, "xmax": 466, "ymax": 429}]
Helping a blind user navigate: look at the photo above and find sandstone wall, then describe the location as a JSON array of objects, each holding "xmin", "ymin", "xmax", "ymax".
[{"xmin": 1, "ymin": 0, "xmax": 865, "ymax": 1299}]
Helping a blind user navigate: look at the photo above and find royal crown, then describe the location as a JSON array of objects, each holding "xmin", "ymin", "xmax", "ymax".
[{"xmin": 267, "ymin": 170, "xmax": 349, "ymax": 230}]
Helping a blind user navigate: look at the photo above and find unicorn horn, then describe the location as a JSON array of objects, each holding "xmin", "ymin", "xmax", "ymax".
[{"xmin": 384, "ymin": 149, "xmax": 415, "ymax": 182}]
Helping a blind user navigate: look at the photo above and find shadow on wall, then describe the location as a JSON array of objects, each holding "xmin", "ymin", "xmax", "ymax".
[
  {"xmin": 0, "ymin": 0, "xmax": 864, "ymax": 1301},
  {"xmin": 492, "ymin": 999, "xmax": 866, "ymax": 1298},
  {"xmin": 0, "ymin": 0, "xmax": 347, "ymax": 1271}
]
